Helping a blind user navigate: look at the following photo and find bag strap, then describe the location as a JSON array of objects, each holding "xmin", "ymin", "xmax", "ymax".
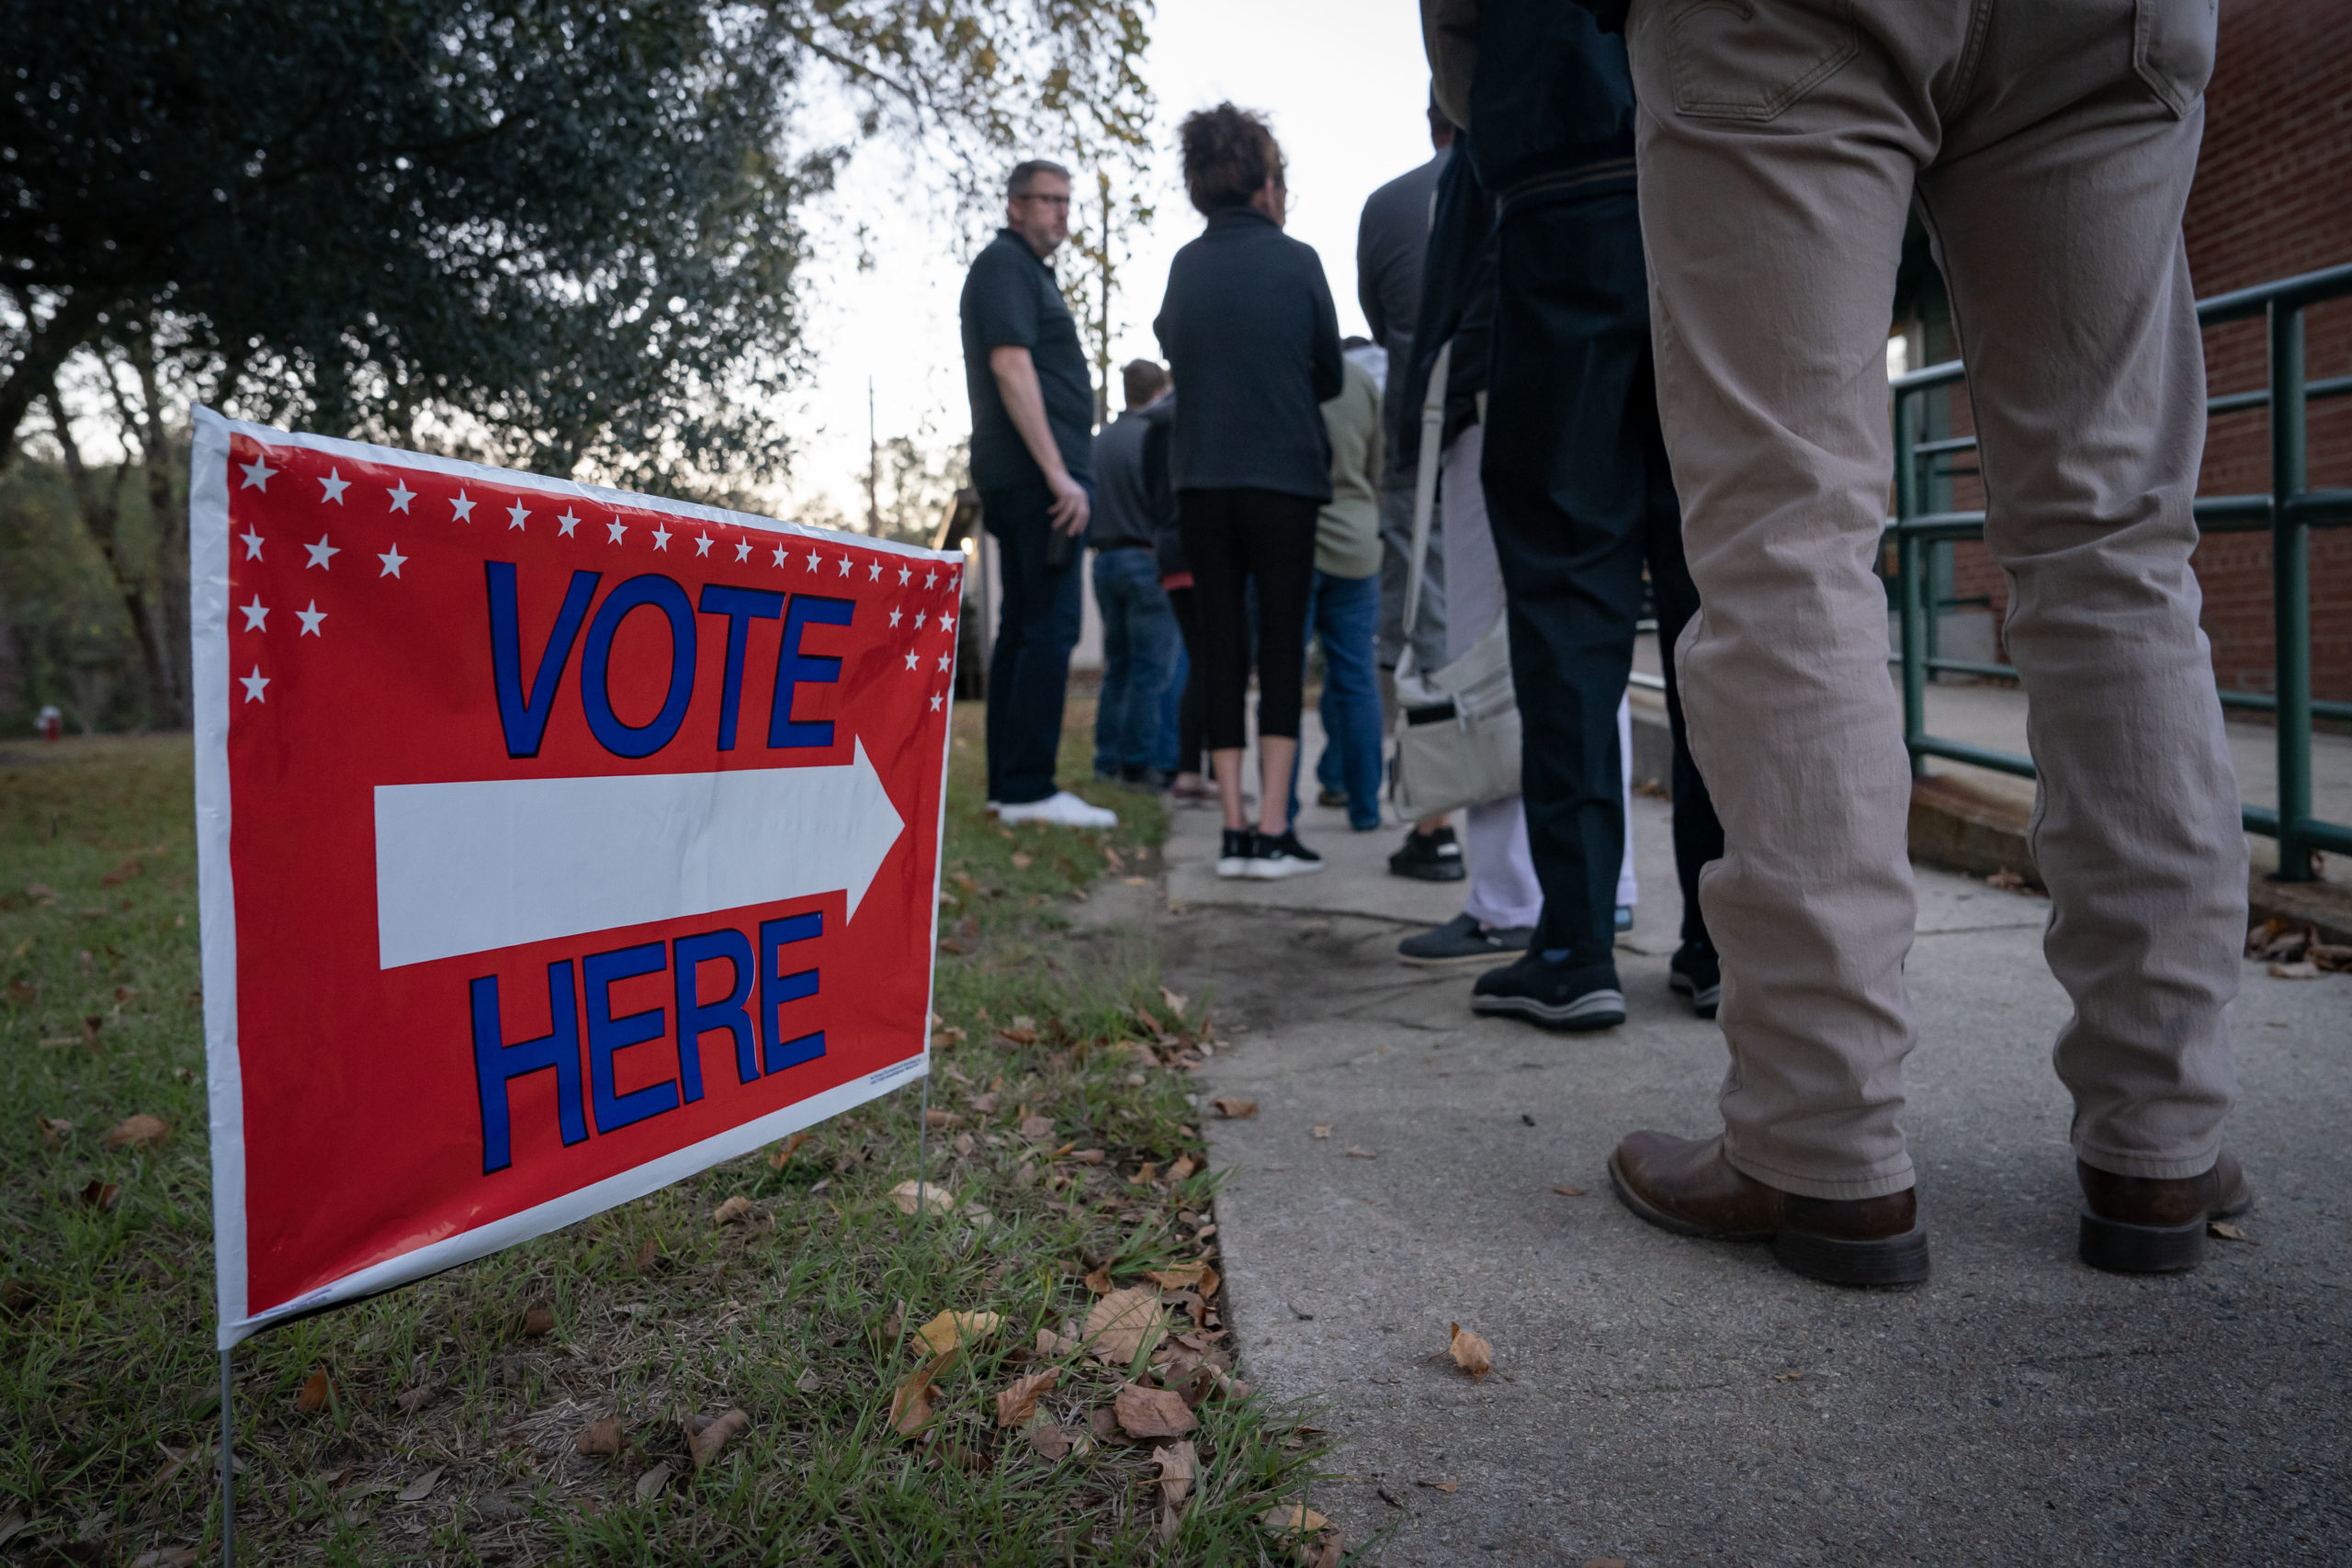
[{"xmin": 1401, "ymin": 339, "xmax": 1452, "ymax": 643}]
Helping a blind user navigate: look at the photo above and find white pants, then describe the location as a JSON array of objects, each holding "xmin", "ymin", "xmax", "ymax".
[{"xmin": 1441, "ymin": 424, "xmax": 1636, "ymax": 931}]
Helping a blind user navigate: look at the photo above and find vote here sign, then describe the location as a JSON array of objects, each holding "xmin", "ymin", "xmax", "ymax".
[{"xmin": 189, "ymin": 409, "xmax": 961, "ymax": 1346}]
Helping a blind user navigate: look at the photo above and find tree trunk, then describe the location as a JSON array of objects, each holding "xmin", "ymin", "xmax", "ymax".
[
  {"xmin": 2, "ymin": 289, "xmax": 108, "ymax": 473},
  {"xmin": 45, "ymin": 392, "xmax": 171, "ymax": 730},
  {"xmin": 133, "ymin": 349, "xmax": 191, "ymax": 728}
]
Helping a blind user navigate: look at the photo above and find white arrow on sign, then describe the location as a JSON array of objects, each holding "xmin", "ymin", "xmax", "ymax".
[{"xmin": 372, "ymin": 738, "xmax": 907, "ymax": 970}]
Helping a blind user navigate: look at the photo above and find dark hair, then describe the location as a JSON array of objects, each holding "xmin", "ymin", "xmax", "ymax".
[
  {"xmin": 1178, "ymin": 103, "xmax": 1282, "ymax": 216},
  {"xmin": 1121, "ymin": 359, "xmax": 1169, "ymax": 409},
  {"xmin": 1341, "ymin": 334, "xmax": 1373, "ymax": 352},
  {"xmin": 1006, "ymin": 159, "xmax": 1071, "ymax": 199}
]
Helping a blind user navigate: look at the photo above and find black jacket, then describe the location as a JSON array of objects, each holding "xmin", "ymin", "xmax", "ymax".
[
  {"xmin": 1153, "ymin": 208, "xmax": 1344, "ymax": 502},
  {"xmin": 1424, "ymin": 0, "xmax": 1636, "ymax": 204}
]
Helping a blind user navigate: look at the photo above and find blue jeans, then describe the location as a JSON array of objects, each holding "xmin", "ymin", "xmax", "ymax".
[
  {"xmin": 982, "ymin": 479, "xmax": 1085, "ymax": 806},
  {"xmin": 1091, "ymin": 547, "xmax": 1178, "ymax": 774},
  {"xmin": 1292, "ymin": 569, "xmax": 1383, "ymax": 830},
  {"xmin": 1156, "ymin": 637, "xmax": 1191, "ymax": 775}
]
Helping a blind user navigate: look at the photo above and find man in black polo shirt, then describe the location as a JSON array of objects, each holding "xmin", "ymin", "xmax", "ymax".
[{"xmin": 959, "ymin": 158, "xmax": 1118, "ymax": 829}]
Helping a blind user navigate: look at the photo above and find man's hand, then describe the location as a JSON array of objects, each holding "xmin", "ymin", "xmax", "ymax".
[{"xmin": 1047, "ymin": 469, "xmax": 1091, "ymax": 535}]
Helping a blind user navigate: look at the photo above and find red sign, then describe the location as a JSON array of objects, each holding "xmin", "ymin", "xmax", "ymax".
[{"xmin": 190, "ymin": 410, "xmax": 960, "ymax": 1344}]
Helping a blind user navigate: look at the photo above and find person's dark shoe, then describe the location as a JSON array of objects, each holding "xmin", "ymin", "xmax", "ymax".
[
  {"xmin": 1119, "ymin": 763, "xmax": 1171, "ymax": 792},
  {"xmin": 1608, "ymin": 1131, "xmax": 1930, "ymax": 1287},
  {"xmin": 1316, "ymin": 787, "xmax": 1350, "ymax": 809},
  {"xmin": 1668, "ymin": 940, "xmax": 1721, "ymax": 1020},
  {"xmin": 1399, "ymin": 913, "xmax": 1535, "ymax": 967},
  {"xmin": 1248, "ymin": 829, "xmax": 1323, "ymax": 879},
  {"xmin": 2077, "ymin": 1152, "xmax": 2253, "ymax": 1274},
  {"xmin": 1216, "ymin": 829, "xmax": 1256, "ymax": 880},
  {"xmin": 1470, "ymin": 951, "xmax": 1625, "ymax": 1031},
  {"xmin": 1389, "ymin": 825, "xmax": 1465, "ymax": 882}
]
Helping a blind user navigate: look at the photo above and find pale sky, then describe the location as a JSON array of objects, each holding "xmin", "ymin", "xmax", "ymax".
[{"xmin": 775, "ymin": 0, "xmax": 1439, "ymax": 523}]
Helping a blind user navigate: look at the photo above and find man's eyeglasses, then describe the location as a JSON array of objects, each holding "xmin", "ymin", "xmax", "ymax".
[{"xmin": 1012, "ymin": 192, "xmax": 1071, "ymax": 209}]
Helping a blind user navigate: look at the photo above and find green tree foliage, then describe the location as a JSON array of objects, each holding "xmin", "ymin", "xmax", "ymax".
[{"xmin": 0, "ymin": 0, "xmax": 1155, "ymax": 729}]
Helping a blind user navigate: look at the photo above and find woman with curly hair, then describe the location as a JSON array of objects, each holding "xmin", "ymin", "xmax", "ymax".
[{"xmin": 1154, "ymin": 103, "xmax": 1344, "ymax": 879}]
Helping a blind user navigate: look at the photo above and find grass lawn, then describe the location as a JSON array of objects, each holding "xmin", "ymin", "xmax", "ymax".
[{"xmin": 0, "ymin": 704, "xmax": 1351, "ymax": 1565}]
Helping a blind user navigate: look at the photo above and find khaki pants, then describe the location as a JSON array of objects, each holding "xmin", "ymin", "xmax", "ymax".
[{"xmin": 1627, "ymin": 0, "xmax": 2244, "ymax": 1199}]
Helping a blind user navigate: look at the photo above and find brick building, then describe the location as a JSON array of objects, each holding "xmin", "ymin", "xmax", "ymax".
[{"xmin": 1927, "ymin": 0, "xmax": 2350, "ymax": 705}]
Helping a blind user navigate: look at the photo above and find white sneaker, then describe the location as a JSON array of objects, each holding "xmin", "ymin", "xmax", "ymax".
[
  {"xmin": 985, "ymin": 800, "xmax": 1002, "ymax": 816},
  {"xmin": 995, "ymin": 790, "xmax": 1118, "ymax": 829}
]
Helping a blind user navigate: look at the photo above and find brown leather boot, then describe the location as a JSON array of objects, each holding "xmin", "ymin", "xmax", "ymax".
[
  {"xmin": 2077, "ymin": 1151, "xmax": 2253, "ymax": 1274},
  {"xmin": 1607, "ymin": 1130, "xmax": 1929, "ymax": 1287}
]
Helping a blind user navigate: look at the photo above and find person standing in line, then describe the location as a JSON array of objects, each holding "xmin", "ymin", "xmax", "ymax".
[
  {"xmin": 958, "ymin": 157, "xmax": 1118, "ymax": 829},
  {"xmin": 1359, "ymin": 94, "xmax": 1466, "ymax": 885},
  {"xmin": 1302, "ymin": 336, "xmax": 1388, "ymax": 832},
  {"xmin": 1088, "ymin": 358, "xmax": 1179, "ymax": 791},
  {"xmin": 1154, "ymin": 103, "xmax": 1344, "ymax": 880},
  {"xmin": 1139, "ymin": 389, "xmax": 1211, "ymax": 803},
  {"xmin": 1422, "ymin": 3, "xmax": 1724, "ymax": 1034},
  {"xmin": 1607, "ymin": 0, "xmax": 2247, "ymax": 1284}
]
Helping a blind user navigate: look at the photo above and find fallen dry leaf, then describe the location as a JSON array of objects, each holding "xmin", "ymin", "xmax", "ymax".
[
  {"xmin": 1419, "ymin": 1478, "xmax": 1459, "ymax": 1493},
  {"xmin": 768, "ymin": 1130, "xmax": 811, "ymax": 1169},
  {"xmin": 890, "ymin": 1350, "xmax": 957, "ymax": 1437},
  {"xmin": 2209, "ymin": 1220, "xmax": 2255, "ymax": 1243},
  {"xmin": 995, "ymin": 1366, "xmax": 1058, "ymax": 1427},
  {"xmin": 1069, "ymin": 1147, "xmax": 1107, "ymax": 1165},
  {"xmin": 396, "ymin": 1466, "xmax": 443, "ymax": 1503},
  {"xmin": 1261, "ymin": 1504, "xmax": 1332, "ymax": 1539},
  {"xmin": 1035, "ymin": 1325, "xmax": 1078, "ymax": 1358},
  {"xmin": 79, "ymin": 1179, "xmax": 120, "ymax": 1211},
  {"xmin": 2267, "ymin": 960, "xmax": 2322, "ymax": 980},
  {"xmin": 127, "ymin": 1548, "xmax": 198, "ymax": 1568},
  {"xmin": 1084, "ymin": 1265, "xmax": 1114, "ymax": 1295},
  {"xmin": 795, "ymin": 1367, "xmax": 822, "ymax": 1393},
  {"xmin": 634, "ymin": 1463, "xmax": 672, "ymax": 1503},
  {"xmin": 937, "ymin": 938, "xmax": 965, "ymax": 954},
  {"xmin": 295, "ymin": 1370, "xmax": 334, "ymax": 1413},
  {"xmin": 1018, "ymin": 1114, "xmax": 1055, "ymax": 1141},
  {"xmin": 1345, "ymin": 1146, "xmax": 1376, "ymax": 1160},
  {"xmin": 1159, "ymin": 986, "xmax": 1189, "ymax": 1019},
  {"xmin": 711, "ymin": 1195, "xmax": 754, "ymax": 1225},
  {"xmin": 889, "ymin": 1180, "xmax": 956, "ymax": 1215},
  {"xmin": 1552, "ymin": 1185, "xmax": 1587, "ymax": 1197},
  {"xmin": 1147, "ymin": 1262, "xmax": 1221, "ymax": 1299},
  {"xmin": 1010, "ymin": 852, "xmax": 1034, "ymax": 869},
  {"xmin": 37, "ymin": 1116, "xmax": 74, "ymax": 1148},
  {"xmin": 1027, "ymin": 1423, "xmax": 1088, "ymax": 1460},
  {"xmin": 1083, "ymin": 1285, "xmax": 1166, "ymax": 1365},
  {"xmin": 105, "ymin": 1112, "xmax": 170, "ymax": 1149},
  {"xmin": 913, "ymin": 1309, "xmax": 1002, "ymax": 1357},
  {"xmin": 923, "ymin": 1108, "xmax": 964, "ymax": 1129},
  {"xmin": 520, "ymin": 1305, "xmax": 556, "ymax": 1337},
  {"xmin": 395, "ymin": 1383, "xmax": 437, "ymax": 1416},
  {"xmin": 1310, "ymin": 1124, "xmax": 1331, "ymax": 1139},
  {"xmin": 1208, "ymin": 1096, "xmax": 1257, "ymax": 1119},
  {"xmin": 1115, "ymin": 1382, "xmax": 1198, "ymax": 1438},
  {"xmin": 575, "ymin": 1417, "xmax": 622, "ymax": 1456},
  {"xmin": 1582, "ymin": 1560, "xmax": 1629, "ymax": 1568},
  {"xmin": 1153, "ymin": 1437, "xmax": 1199, "ymax": 1504},
  {"xmin": 1448, "ymin": 1322, "xmax": 1493, "ymax": 1382},
  {"xmin": 686, "ymin": 1407, "xmax": 750, "ymax": 1469},
  {"xmin": 1986, "ymin": 867, "xmax": 2029, "ymax": 891},
  {"xmin": 1168, "ymin": 1153, "xmax": 1198, "ymax": 1181}
]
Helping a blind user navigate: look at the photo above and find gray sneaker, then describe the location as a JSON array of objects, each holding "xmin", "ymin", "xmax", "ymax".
[{"xmin": 1399, "ymin": 913, "xmax": 1536, "ymax": 968}]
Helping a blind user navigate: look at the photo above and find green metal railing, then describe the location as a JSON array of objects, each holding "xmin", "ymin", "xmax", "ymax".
[{"xmin": 1890, "ymin": 260, "xmax": 2352, "ymax": 882}]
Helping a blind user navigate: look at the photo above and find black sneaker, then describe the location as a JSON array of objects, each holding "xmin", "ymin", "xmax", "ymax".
[
  {"xmin": 1216, "ymin": 829, "xmax": 1256, "ymax": 879},
  {"xmin": 1119, "ymin": 763, "xmax": 1172, "ymax": 793},
  {"xmin": 1389, "ymin": 825, "xmax": 1465, "ymax": 882},
  {"xmin": 1316, "ymin": 788, "xmax": 1350, "ymax": 809},
  {"xmin": 1471, "ymin": 951, "xmax": 1626, "ymax": 1031},
  {"xmin": 1669, "ymin": 940, "xmax": 1721, "ymax": 1020},
  {"xmin": 1248, "ymin": 829, "xmax": 1323, "ymax": 879},
  {"xmin": 1399, "ymin": 913, "xmax": 1536, "ymax": 967}
]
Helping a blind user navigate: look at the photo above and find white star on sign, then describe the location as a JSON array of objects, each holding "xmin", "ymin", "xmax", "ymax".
[
  {"xmin": 904, "ymin": 651, "xmax": 921, "ymax": 671},
  {"xmin": 837, "ymin": 555, "xmax": 853, "ymax": 576},
  {"xmin": 924, "ymin": 570, "xmax": 938, "ymax": 590},
  {"xmin": 898, "ymin": 564, "xmax": 911, "ymax": 585},
  {"xmin": 387, "ymin": 479, "xmax": 415, "ymax": 513},
  {"xmin": 606, "ymin": 518, "xmax": 628, "ymax": 544},
  {"xmin": 305, "ymin": 534, "xmax": 340, "ymax": 570},
  {"xmin": 506, "ymin": 500, "xmax": 530, "ymax": 531},
  {"xmin": 806, "ymin": 548, "xmax": 821, "ymax": 570},
  {"xmin": 914, "ymin": 610, "xmax": 926, "ymax": 629},
  {"xmin": 868, "ymin": 561, "xmax": 882, "ymax": 581},
  {"xmin": 940, "ymin": 613, "xmax": 956, "ymax": 634},
  {"xmin": 319, "ymin": 468, "xmax": 349, "ymax": 504},
  {"xmin": 241, "ymin": 666, "xmax": 270, "ymax": 703},
  {"xmin": 773, "ymin": 543, "xmax": 789, "ymax": 568},
  {"xmin": 557, "ymin": 509, "xmax": 580, "ymax": 537},
  {"xmin": 936, "ymin": 652, "xmax": 952, "ymax": 672},
  {"xmin": 239, "ymin": 528, "xmax": 265, "ymax": 560},
  {"xmin": 379, "ymin": 545, "xmax": 407, "ymax": 578},
  {"xmin": 735, "ymin": 539, "xmax": 752, "ymax": 562},
  {"xmin": 296, "ymin": 600, "xmax": 326, "ymax": 637},
  {"xmin": 239, "ymin": 455, "xmax": 277, "ymax": 491},
  {"xmin": 651, "ymin": 525, "xmax": 673, "ymax": 551},
  {"xmin": 239, "ymin": 596, "xmax": 269, "ymax": 631},
  {"xmin": 695, "ymin": 533, "xmax": 713, "ymax": 557},
  {"xmin": 888, "ymin": 607, "xmax": 902, "ymax": 628},
  {"xmin": 451, "ymin": 491, "xmax": 475, "ymax": 523},
  {"xmin": 930, "ymin": 693, "xmax": 943, "ymax": 712}
]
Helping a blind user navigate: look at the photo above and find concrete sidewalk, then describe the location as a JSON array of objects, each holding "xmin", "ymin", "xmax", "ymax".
[{"xmin": 1157, "ymin": 744, "xmax": 2352, "ymax": 1566}]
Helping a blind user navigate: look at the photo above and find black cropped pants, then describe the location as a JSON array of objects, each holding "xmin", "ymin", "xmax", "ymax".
[{"xmin": 1176, "ymin": 487, "xmax": 1320, "ymax": 753}]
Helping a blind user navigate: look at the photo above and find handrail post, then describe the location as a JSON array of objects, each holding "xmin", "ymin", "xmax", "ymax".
[
  {"xmin": 1894, "ymin": 390, "xmax": 1928, "ymax": 776},
  {"xmin": 2269, "ymin": 301, "xmax": 2314, "ymax": 881}
]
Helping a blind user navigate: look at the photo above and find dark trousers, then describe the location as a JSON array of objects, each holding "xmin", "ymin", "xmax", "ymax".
[
  {"xmin": 1166, "ymin": 585, "xmax": 1205, "ymax": 777},
  {"xmin": 1178, "ymin": 487, "xmax": 1319, "ymax": 752},
  {"xmin": 1484, "ymin": 187, "xmax": 1724, "ymax": 964},
  {"xmin": 981, "ymin": 479, "xmax": 1084, "ymax": 806}
]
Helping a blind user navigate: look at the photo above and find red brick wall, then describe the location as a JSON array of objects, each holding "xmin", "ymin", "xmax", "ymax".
[{"xmin": 1940, "ymin": 0, "xmax": 2352, "ymax": 703}]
